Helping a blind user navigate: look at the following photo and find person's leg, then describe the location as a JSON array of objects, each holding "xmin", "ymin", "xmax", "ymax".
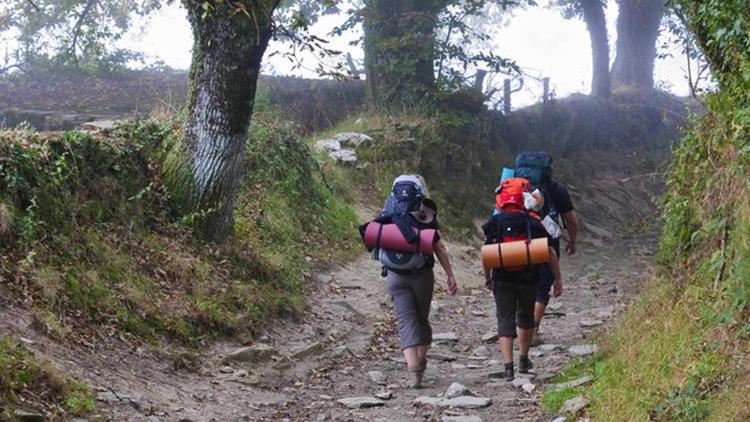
[
  {"xmin": 517, "ymin": 281, "xmax": 539, "ymax": 373},
  {"xmin": 533, "ymin": 265, "xmax": 554, "ymax": 345},
  {"xmin": 493, "ymin": 280, "xmax": 518, "ymax": 381},
  {"xmin": 411, "ymin": 269, "xmax": 435, "ymax": 383},
  {"xmin": 387, "ymin": 271, "xmax": 424, "ymax": 386}
]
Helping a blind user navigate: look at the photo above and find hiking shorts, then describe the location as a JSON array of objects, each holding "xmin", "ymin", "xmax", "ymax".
[
  {"xmin": 387, "ymin": 268, "xmax": 435, "ymax": 349},
  {"xmin": 537, "ymin": 264, "xmax": 554, "ymax": 305},
  {"xmin": 493, "ymin": 280, "xmax": 538, "ymax": 338}
]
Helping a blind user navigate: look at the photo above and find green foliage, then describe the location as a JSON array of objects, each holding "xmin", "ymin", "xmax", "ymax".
[
  {"xmin": 559, "ymin": 4, "xmax": 750, "ymax": 416},
  {"xmin": 0, "ymin": 121, "xmax": 172, "ymax": 247},
  {"xmin": 0, "ymin": 0, "xmax": 161, "ymax": 76},
  {"xmin": 0, "ymin": 336, "xmax": 95, "ymax": 418}
]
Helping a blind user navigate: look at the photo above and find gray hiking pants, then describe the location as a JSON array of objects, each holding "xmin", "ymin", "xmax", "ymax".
[{"xmin": 387, "ymin": 268, "xmax": 435, "ymax": 349}]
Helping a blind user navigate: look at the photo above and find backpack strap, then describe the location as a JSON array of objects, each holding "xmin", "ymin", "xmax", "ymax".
[{"xmin": 375, "ymin": 222, "xmax": 385, "ymax": 249}]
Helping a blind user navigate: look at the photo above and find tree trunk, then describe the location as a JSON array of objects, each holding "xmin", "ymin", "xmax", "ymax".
[
  {"xmin": 169, "ymin": 0, "xmax": 277, "ymax": 242},
  {"xmin": 581, "ymin": 0, "xmax": 611, "ymax": 98},
  {"xmin": 363, "ymin": 0, "xmax": 441, "ymax": 108},
  {"xmin": 611, "ymin": 0, "xmax": 666, "ymax": 90}
]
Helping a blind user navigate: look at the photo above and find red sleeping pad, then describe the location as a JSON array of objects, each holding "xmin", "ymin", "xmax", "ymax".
[{"xmin": 362, "ymin": 221, "xmax": 437, "ymax": 255}]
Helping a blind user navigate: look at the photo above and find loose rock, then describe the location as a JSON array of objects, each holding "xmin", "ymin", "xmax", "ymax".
[
  {"xmin": 433, "ymin": 332, "xmax": 459, "ymax": 343},
  {"xmin": 442, "ymin": 416, "xmax": 483, "ymax": 422},
  {"xmin": 445, "ymin": 382, "xmax": 469, "ymax": 399},
  {"xmin": 550, "ymin": 376, "xmax": 594, "ymax": 391},
  {"xmin": 223, "ymin": 344, "xmax": 275, "ymax": 363},
  {"xmin": 481, "ymin": 332, "xmax": 499, "ymax": 343},
  {"xmin": 579, "ymin": 319, "xmax": 603, "ymax": 328},
  {"xmin": 337, "ymin": 397, "xmax": 385, "ymax": 409},
  {"xmin": 521, "ymin": 383, "xmax": 536, "ymax": 394},
  {"xmin": 414, "ymin": 396, "xmax": 492, "ymax": 409},
  {"xmin": 333, "ymin": 132, "xmax": 373, "ymax": 148},
  {"xmin": 568, "ymin": 344, "xmax": 599, "ymax": 357},
  {"xmin": 291, "ymin": 341, "xmax": 324, "ymax": 359},
  {"xmin": 472, "ymin": 346, "xmax": 490, "ymax": 358},
  {"xmin": 374, "ymin": 390, "xmax": 393, "ymax": 400},
  {"xmin": 367, "ymin": 370, "xmax": 387, "ymax": 386},
  {"xmin": 560, "ymin": 396, "xmax": 590, "ymax": 414},
  {"xmin": 538, "ymin": 344, "xmax": 562, "ymax": 352},
  {"xmin": 314, "ymin": 139, "xmax": 340, "ymax": 152}
]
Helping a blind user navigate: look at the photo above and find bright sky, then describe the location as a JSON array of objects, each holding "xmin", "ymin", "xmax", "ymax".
[{"xmin": 121, "ymin": 1, "xmax": 692, "ymax": 109}]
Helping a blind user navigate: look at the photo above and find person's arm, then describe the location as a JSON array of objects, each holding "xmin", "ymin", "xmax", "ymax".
[
  {"xmin": 434, "ymin": 239, "xmax": 458, "ymax": 295},
  {"xmin": 563, "ymin": 210, "xmax": 578, "ymax": 256},
  {"xmin": 548, "ymin": 247, "xmax": 563, "ymax": 297}
]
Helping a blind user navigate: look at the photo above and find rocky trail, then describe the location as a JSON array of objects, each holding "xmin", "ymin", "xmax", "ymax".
[{"xmin": 0, "ymin": 206, "xmax": 654, "ymax": 422}]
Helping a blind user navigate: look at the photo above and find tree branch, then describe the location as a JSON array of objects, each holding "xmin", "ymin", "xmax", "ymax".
[
  {"xmin": 26, "ymin": 0, "xmax": 40, "ymax": 11},
  {"xmin": 67, "ymin": 0, "xmax": 99, "ymax": 64}
]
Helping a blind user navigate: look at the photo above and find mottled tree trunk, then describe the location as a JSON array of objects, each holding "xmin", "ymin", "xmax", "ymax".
[
  {"xmin": 581, "ymin": 0, "xmax": 611, "ymax": 98},
  {"xmin": 611, "ymin": 0, "xmax": 666, "ymax": 90},
  {"xmin": 171, "ymin": 1, "xmax": 277, "ymax": 242},
  {"xmin": 363, "ymin": 0, "xmax": 441, "ymax": 108}
]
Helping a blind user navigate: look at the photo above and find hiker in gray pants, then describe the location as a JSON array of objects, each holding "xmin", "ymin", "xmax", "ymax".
[{"xmin": 385, "ymin": 199, "xmax": 457, "ymax": 388}]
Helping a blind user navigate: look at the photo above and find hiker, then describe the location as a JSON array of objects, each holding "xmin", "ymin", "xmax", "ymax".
[
  {"xmin": 482, "ymin": 177, "xmax": 562, "ymax": 381},
  {"xmin": 360, "ymin": 175, "xmax": 458, "ymax": 388},
  {"xmin": 514, "ymin": 152, "xmax": 578, "ymax": 345}
]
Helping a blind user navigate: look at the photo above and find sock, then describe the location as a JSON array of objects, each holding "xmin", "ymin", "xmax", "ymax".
[
  {"xmin": 520, "ymin": 354, "xmax": 529, "ymax": 362},
  {"xmin": 504, "ymin": 362, "xmax": 514, "ymax": 371}
]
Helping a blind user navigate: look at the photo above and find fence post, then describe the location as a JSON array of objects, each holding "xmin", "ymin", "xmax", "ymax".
[
  {"xmin": 503, "ymin": 78, "xmax": 511, "ymax": 115},
  {"xmin": 542, "ymin": 77, "xmax": 550, "ymax": 104}
]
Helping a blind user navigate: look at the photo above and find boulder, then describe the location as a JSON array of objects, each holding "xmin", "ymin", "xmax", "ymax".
[
  {"xmin": 333, "ymin": 132, "xmax": 373, "ymax": 148},
  {"xmin": 314, "ymin": 139, "xmax": 341, "ymax": 152},
  {"xmin": 330, "ymin": 149, "xmax": 357, "ymax": 163}
]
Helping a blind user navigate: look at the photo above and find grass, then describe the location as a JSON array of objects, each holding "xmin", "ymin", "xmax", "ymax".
[
  {"xmin": 0, "ymin": 336, "xmax": 95, "ymax": 418},
  {"xmin": 543, "ymin": 90, "xmax": 750, "ymax": 421}
]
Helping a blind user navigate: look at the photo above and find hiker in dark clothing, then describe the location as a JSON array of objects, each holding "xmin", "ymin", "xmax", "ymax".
[
  {"xmin": 482, "ymin": 178, "xmax": 562, "ymax": 381},
  {"xmin": 533, "ymin": 178, "xmax": 578, "ymax": 345}
]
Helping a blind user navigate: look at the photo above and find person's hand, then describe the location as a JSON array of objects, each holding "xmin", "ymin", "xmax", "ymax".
[
  {"xmin": 447, "ymin": 275, "xmax": 458, "ymax": 296},
  {"xmin": 565, "ymin": 241, "xmax": 577, "ymax": 256},
  {"xmin": 553, "ymin": 278, "xmax": 563, "ymax": 297}
]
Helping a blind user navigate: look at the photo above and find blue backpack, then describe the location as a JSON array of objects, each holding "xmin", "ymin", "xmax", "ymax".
[{"xmin": 514, "ymin": 152, "xmax": 558, "ymax": 222}]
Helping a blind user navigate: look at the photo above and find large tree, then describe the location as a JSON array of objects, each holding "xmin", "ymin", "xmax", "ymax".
[
  {"xmin": 553, "ymin": 0, "xmax": 611, "ymax": 98},
  {"xmin": 362, "ymin": 0, "xmax": 443, "ymax": 107},
  {"xmin": 165, "ymin": 0, "xmax": 280, "ymax": 242},
  {"xmin": 610, "ymin": 0, "xmax": 666, "ymax": 90}
]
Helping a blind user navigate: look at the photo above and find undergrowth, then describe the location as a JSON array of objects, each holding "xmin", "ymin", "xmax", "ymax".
[
  {"xmin": 0, "ymin": 336, "xmax": 95, "ymax": 419},
  {"xmin": 0, "ymin": 110, "xmax": 357, "ymax": 345}
]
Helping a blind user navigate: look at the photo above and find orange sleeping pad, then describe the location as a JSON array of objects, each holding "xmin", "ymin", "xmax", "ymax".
[{"xmin": 481, "ymin": 237, "xmax": 549, "ymax": 270}]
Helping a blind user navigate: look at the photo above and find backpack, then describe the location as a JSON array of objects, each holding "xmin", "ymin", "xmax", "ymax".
[
  {"xmin": 382, "ymin": 175, "xmax": 425, "ymax": 216},
  {"xmin": 514, "ymin": 152, "xmax": 558, "ymax": 222},
  {"xmin": 378, "ymin": 175, "xmax": 428, "ymax": 272},
  {"xmin": 492, "ymin": 179, "xmax": 540, "ymax": 272}
]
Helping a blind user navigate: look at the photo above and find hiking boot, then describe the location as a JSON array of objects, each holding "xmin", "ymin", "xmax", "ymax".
[
  {"xmin": 519, "ymin": 355, "xmax": 533, "ymax": 374},
  {"xmin": 408, "ymin": 359, "xmax": 426, "ymax": 389},
  {"xmin": 503, "ymin": 363, "xmax": 514, "ymax": 382},
  {"xmin": 530, "ymin": 327, "xmax": 543, "ymax": 347}
]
